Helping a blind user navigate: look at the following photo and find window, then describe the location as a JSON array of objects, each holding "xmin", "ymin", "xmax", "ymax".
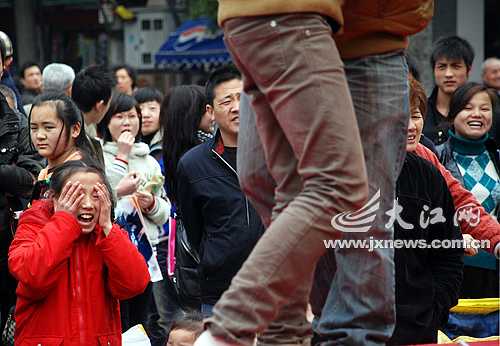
[
  {"xmin": 142, "ymin": 53, "xmax": 152, "ymax": 64},
  {"xmin": 154, "ymin": 19, "xmax": 163, "ymax": 30},
  {"xmin": 141, "ymin": 20, "xmax": 151, "ymax": 31}
]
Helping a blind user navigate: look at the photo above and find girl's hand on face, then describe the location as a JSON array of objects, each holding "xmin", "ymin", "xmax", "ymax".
[
  {"xmin": 54, "ymin": 180, "xmax": 84, "ymax": 217},
  {"xmin": 116, "ymin": 131, "xmax": 135, "ymax": 159},
  {"xmin": 134, "ymin": 191, "xmax": 155, "ymax": 213},
  {"xmin": 116, "ymin": 172, "xmax": 140, "ymax": 197},
  {"xmin": 95, "ymin": 183, "xmax": 113, "ymax": 236}
]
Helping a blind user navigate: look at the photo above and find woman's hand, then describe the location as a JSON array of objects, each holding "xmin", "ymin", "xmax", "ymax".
[
  {"xmin": 116, "ymin": 131, "xmax": 135, "ymax": 160},
  {"xmin": 95, "ymin": 183, "xmax": 113, "ymax": 236},
  {"xmin": 54, "ymin": 180, "xmax": 84, "ymax": 217},
  {"xmin": 463, "ymin": 234, "xmax": 479, "ymax": 256},
  {"xmin": 116, "ymin": 172, "xmax": 141, "ymax": 197},
  {"xmin": 134, "ymin": 191, "xmax": 155, "ymax": 213}
]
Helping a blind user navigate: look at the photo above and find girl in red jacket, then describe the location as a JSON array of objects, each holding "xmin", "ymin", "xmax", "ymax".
[{"xmin": 8, "ymin": 160, "xmax": 150, "ymax": 345}]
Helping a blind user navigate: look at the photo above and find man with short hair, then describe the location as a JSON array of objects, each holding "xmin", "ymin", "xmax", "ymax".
[
  {"xmin": 19, "ymin": 61, "xmax": 42, "ymax": 105},
  {"xmin": 482, "ymin": 57, "xmax": 500, "ymax": 92},
  {"xmin": 72, "ymin": 64, "xmax": 114, "ymax": 167},
  {"xmin": 42, "ymin": 63, "xmax": 75, "ymax": 96},
  {"xmin": 481, "ymin": 57, "xmax": 500, "ymax": 145},
  {"xmin": 423, "ymin": 36, "xmax": 474, "ymax": 145},
  {"xmin": 176, "ymin": 66, "xmax": 265, "ymax": 318}
]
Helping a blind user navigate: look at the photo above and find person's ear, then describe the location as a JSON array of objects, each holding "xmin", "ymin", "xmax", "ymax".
[
  {"xmin": 65, "ymin": 85, "xmax": 72, "ymax": 97},
  {"xmin": 95, "ymin": 100, "xmax": 104, "ymax": 112},
  {"xmin": 206, "ymin": 104, "xmax": 214, "ymax": 117},
  {"xmin": 71, "ymin": 122, "xmax": 81, "ymax": 139},
  {"xmin": 466, "ymin": 65, "xmax": 472, "ymax": 79}
]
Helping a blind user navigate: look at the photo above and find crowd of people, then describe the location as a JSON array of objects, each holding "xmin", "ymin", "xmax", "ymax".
[{"xmin": 0, "ymin": 1, "xmax": 499, "ymax": 345}]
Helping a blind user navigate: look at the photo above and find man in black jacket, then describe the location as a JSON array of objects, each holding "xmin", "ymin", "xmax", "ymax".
[
  {"xmin": 423, "ymin": 36, "xmax": 474, "ymax": 145},
  {"xmin": 176, "ymin": 66, "xmax": 264, "ymax": 317}
]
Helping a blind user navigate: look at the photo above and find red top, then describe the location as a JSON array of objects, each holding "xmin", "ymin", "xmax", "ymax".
[
  {"xmin": 416, "ymin": 143, "xmax": 500, "ymax": 253},
  {"xmin": 8, "ymin": 199, "xmax": 150, "ymax": 345}
]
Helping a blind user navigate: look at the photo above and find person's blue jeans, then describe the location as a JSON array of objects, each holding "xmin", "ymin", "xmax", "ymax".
[
  {"xmin": 202, "ymin": 304, "xmax": 214, "ymax": 318},
  {"xmin": 235, "ymin": 52, "xmax": 409, "ymax": 345},
  {"xmin": 311, "ymin": 51, "xmax": 409, "ymax": 346}
]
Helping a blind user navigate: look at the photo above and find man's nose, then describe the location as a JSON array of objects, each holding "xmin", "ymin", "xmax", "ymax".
[
  {"xmin": 445, "ymin": 66, "xmax": 454, "ymax": 77},
  {"xmin": 231, "ymin": 98, "xmax": 240, "ymax": 113}
]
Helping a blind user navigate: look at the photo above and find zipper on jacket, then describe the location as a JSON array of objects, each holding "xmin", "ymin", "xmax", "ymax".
[
  {"xmin": 74, "ymin": 245, "xmax": 87, "ymax": 345},
  {"xmin": 211, "ymin": 149, "xmax": 250, "ymax": 226}
]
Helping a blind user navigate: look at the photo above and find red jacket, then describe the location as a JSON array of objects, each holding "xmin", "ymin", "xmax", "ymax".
[
  {"xmin": 8, "ymin": 200, "xmax": 150, "ymax": 345},
  {"xmin": 416, "ymin": 143, "xmax": 500, "ymax": 253}
]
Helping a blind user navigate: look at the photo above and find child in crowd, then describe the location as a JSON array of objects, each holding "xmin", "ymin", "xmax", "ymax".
[
  {"xmin": 167, "ymin": 313, "xmax": 204, "ymax": 346},
  {"xmin": 29, "ymin": 92, "xmax": 93, "ymax": 198},
  {"xmin": 8, "ymin": 160, "xmax": 149, "ymax": 345},
  {"xmin": 98, "ymin": 92, "xmax": 170, "ymax": 331},
  {"xmin": 134, "ymin": 87, "xmax": 163, "ymax": 162}
]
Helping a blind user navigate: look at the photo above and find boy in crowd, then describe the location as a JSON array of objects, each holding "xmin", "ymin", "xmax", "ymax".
[
  {"xmin": 72, "ymin": 65, "xmax": 114, "ymax": 166},
  {"xmin": 423, "ymin": 36, "xmax": 474, "ymax": 144},
  {"xmin": 134, "ymin": 87, "xmax": 163, "ymax": 161}
]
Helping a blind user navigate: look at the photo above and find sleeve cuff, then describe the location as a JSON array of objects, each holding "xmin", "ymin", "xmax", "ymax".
[
  {"xmin": 145, "ymin": 196, "xmax": 158, "ymax": 214},
  {"xmin": 494, "ymin": 243, "xmax": 500, "ymax": 259},
  {"xmin": 110, "ymin": 159, "xmax": 128, "ymax": 175}
]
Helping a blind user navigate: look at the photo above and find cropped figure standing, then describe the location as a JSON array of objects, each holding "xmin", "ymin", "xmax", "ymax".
[
  {"xmin": 198, "ymin": 1, "xmax": 434, "ymax": 345},
  {"xmin": 196, "ymin": 2, "xmax": 369, "ymax": 345},
  {"xmin": 0, "ymin": 44, "xmax": 41, "ymax": 333}
]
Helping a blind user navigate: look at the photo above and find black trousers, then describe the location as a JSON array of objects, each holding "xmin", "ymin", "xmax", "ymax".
[{"xmin": 120, "ymin": 282, "xmax": 154, "ymax": 332}]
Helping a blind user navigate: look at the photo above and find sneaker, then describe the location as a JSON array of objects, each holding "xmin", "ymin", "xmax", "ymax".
[{"xmin": 194, "ymin": 330, "xmax": 241, "ymax": 346}]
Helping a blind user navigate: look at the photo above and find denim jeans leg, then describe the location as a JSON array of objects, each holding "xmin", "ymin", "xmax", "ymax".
[
  {"xmin": 202, "ymin": 304, "xmax": 215, "ymax": 318},
  {"xmin": 206, "ymin": 14, "xmax": 368, "ymax": 346},
  {"xmin": 313, "ymin": 52, "xmax": 409, "ymax": 345}
]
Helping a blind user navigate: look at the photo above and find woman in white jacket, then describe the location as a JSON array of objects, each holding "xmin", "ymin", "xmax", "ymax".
[{"xmin": 98, "ymin": 92, "xmax": 170, "ymax": 332}]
